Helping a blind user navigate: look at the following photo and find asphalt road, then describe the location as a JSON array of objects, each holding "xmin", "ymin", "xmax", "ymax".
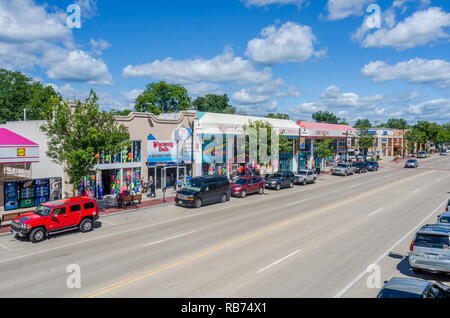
[{"xmin": 0, "ymin": 155, "xmax": 448, "ymax": 298}]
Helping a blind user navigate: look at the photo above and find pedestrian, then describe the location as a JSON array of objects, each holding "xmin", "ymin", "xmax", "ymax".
[
  {"xmin": 177, "ymin": 178, "xmax": 183, "ymax": 190},
  {"xmin": 244, "ymin": 165, "xmax": 249, "ymax": 175}
]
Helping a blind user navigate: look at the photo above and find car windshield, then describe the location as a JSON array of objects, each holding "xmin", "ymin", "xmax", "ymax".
[
  {"xmin": 414, "ymin": 234, "xmax": 450, "ymax": 249},
  {"xmin": 378, "ymin": 288, "xmax": 421, "ymax": 298},
  {"xmin": 183, "ymin": 178, "xmax": 203, "ymax": 191},
  {"xmin": 337, "ymin": 164, "xmax": 347, "ymax": 168},
  {"xmin": 407, "ymin": 160, "xmax": 415, "ymax": 163},
  {"xmin": 439, "ymin": 217, "xmax": 450, "ymax": 224},
  {"xmin": 297, "ymin": 171, "xmax": 307, "ymax": 175},
  {"xmin": 34, "ymin": 205, "xmax": 52, "ymax": 217},
  {"xmin": 368, "ymin": 161, "xmax": 377, "ymax": 165},
  {"xmin": 234, "ymin": 179, "xmax": 247, "ymax": 185},
  {"xmin": 269, "ymin": 173, "xmax": 282, "ymax": 178}
]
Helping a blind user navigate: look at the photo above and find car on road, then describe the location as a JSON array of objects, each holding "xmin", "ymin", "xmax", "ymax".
[
  {"xmin": 230, "ymin": 176, "xmax": 265, "ymax": 198},
  {"xmin": 408, "ymin": 224, "xmax": 450, "ymax": 274},
  {"xmin": 377, "ymin": 277, "xmax": 449, "ymax": 298},
  {"xmin": 294, "ymin": 169, "xmax": 317, "ymax": 185},
  {"xmin": 366, "ymin": 161, "xmax": 379, "ymax": 171},
  {"xmin": 417, "ymin": 151, "xmax": 428, "ymax": 158},
  {"xmin": 332, "ymin": 163, "xmax": 354, "ymax": 176},
  {"xmin": 405, "ymin": 159, "xmax": 418, "ymax": 168},
  {"xmin": 11, "ymin": 197, "xmax": 99, "ymax": 243},
  {"xmin": 446, "ymin": 199, "xmax": 450, "ymax": 212},
  {"xmin": 264, "ymin": 171, "xmax": 295, "ymax": 190},
  {"xmin": 176, "ymin": 176, "xmax": 231, "ymax": 208},
  {"xmin": 440, "ymin": 150, "xmax": 447, "ymax": 156},
  {"xmin": 437, "ymin": 212, "xmax": 450, "ymax": 227},
  {"xmin": 354, "ymin": 162, "xmax": 368, "ymax": 173}
]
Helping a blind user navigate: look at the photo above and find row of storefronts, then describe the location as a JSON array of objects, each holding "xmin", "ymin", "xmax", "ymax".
[{"xmin": 1, "ymin": 109, "xmax": 407, "ymax": 209}]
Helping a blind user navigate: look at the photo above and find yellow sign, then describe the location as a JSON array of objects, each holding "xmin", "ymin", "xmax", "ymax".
[{"xmin": 17, "ymin": 148, "xmax": 25, "ymax": 157}]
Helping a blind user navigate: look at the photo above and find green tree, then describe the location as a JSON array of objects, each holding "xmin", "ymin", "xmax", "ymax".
[
  {"xmin": 312, "ymin": 111, "xmax": 340, "ymax": 124},
  {"xmin": 315, "ymin": 136, "xmax": 333, "ymax": 159},
  {"xmin": 415, "ymin": 121, "xmax": 440, "ymax": 144},
  {"xmin": 354, "ymin": 119, "xmax": 372, "ymax": 130},
  {"xmin": 41, "ymin": 90, "xmax": 130, "ymax": 186},
  {"xmin": 338, "ymin": 118, "xmax": 349, "ymax": 125},
  {"xmin": 134, "ymin": 81, "xmax": 191, "ymax": 114},
  {"xmin": 405, "ymin": 128, "xmax": 426, "ymax": 155},
  {"xmin": 110, "ymin": 109, "xmax": 133, "ymax": 116},
  {"xmin": 192, "ymin": 94, "xmax": 235, "ymax": 114},
  {"xmin": 385, "ymin": 118, "xmax": 409, "ymax": 130},
  {"xmin": 0, "ymin": 68, "xmax": 61, "ymax": 123},
  {"xmin": 265, "ymin": 113, "xmax": 290, "ymax": 120},
  {"xmin": 357, "ymin": 132, "xmax": 374, "ymax": 155}
]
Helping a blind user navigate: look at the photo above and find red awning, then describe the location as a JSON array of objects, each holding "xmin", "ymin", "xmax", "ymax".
[{"xmin": 0, "ymin": 128, "xmax": 39, "ymax": 164}]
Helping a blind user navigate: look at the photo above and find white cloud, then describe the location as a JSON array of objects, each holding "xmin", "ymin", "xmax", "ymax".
[
  {"xmin": 184, "ymin": 82, "xmax": 225, "ymax": 97},
  {"xmin": 237, "ymin": 101, "xmax": 278, "ymax": 116},
  {"xmin": 46, "ymin": 50, "xmax": 113, "ymax": 85},
  {"xmin": 121, "ymin": 89, "xmax": 143, "ymax": 102},
  {"xmin": 360, "ymin": 7, "xmax": 450, "ymax": 49},
  {"xmin": 361, "ymin": 58, "xmax": 450, "ymax": 87},
  {"xmin": 90, "ymin": 38, "xmax": 111, "ymax": 56},
  {"xmin": 245, "ymin": 22, "xmax": 325, "ymax": 65},
  {"xmin": 75, "ymin": 0, "xmax": 98, "ymax": 19},
  {"xmin": 324, "ymin": 0, "xmax": 372, "ymax": 20},
  {"xmin": 241, "ymin": 0, "xmax": 307, "ymax": 7},
  {"xmin": 122, "ymin": 47, "xmax": 272, "ymax": 84},
  {"xmin": 232, "ymin": 78, "xmax": 300, "ymax": 104},
  {"xmin": 405, "ymin": 98, "xmax": 450, "ymax": 122}
]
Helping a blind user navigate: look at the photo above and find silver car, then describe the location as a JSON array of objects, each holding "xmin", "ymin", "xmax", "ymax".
[
  {"xmin": 417, "ymin": 151, "xmax": 428, "ymax": 158},
  {"xmin": 377, "ymin": 277, "xmax": 449, "ymax": 298},
  {"xmin": 332, "ymin": 163, "xmax": 354, "ymax": 176},
  {"xmin": 405, "ymin": 159, "xmax": 418, "ymax": 168},
  {"xmin": 437, "ymin": 212, "xmax": 450, "ymax": 227},
  {"xmin": 294, "ymin": 169, "xmax": 317, "ymax": 185},
  {"xmin": 409, "ymin": 224, "xmax": 450, "ymax": 274}
]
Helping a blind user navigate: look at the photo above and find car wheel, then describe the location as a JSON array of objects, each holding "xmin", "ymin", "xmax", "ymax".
[
  {"xmin": 411, "ymin": 267, "xmax": 422, "ymax": 274},
  {"xmin": 276, "ymin": 184, "xmax": 280, "ymax": 191},
  {"xmin": 312, "ymin": 178, "xmax": 316, "ymax": 184},
  {"xmin": 221, "ymin": 194, "xmax": 227, "ymax": 202},
  {"xmin": 194, "ymin": 198, "xmax": 202, "ymax": 208},
  {"xmin": 344, "ymin": 172, "xmax": 347, "ymax": 177},
  {"xmin": 241, "ymin": 190, "xmax": 246, "ymax": 198},
  {"xmin": 258, "ymin": 187, "xmax": 264, "ymax": 195},
  {"xmin": 79, "ymin": 218, "xmax": 93, "ymax": 233},
  {"xmin": 289, "ymin": 182, "xmax": 294, "ymax": 188},
  {"xmin": 302, "ymin": 180, "xmax": 307, "ymax": 186},
  {"xmin": 30, "ymin": 227, "xmax": 46, "ymax": 243}
]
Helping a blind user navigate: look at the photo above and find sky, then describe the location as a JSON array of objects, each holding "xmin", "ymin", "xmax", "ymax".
[{"xmin": 0, "ymin": 0, "xmax": 449, "ymax": 124}]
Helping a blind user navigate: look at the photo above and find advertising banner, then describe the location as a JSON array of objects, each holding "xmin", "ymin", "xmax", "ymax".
[
  {"xmin": 3, "ymin": 181, "xmax": 19, "ymax": 211},
  {"xmin": 18, "ymin": 180, "xmax": 35, "ymax": 209},
  {"xmin": 49, "ymin": 178, "xmax": 62, "ymax": 201},
  {"xmin": 34, "ymin": 179, "xmax": 50, "ymax": 206}
]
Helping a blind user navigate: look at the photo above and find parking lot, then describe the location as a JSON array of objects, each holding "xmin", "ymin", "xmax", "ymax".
[{"xmin": 0, "ymin": 154, "xmax": 448, "ymax": 298}]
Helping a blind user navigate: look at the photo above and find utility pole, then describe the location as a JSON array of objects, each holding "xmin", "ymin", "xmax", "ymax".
[{"xmin": 23, "ymin": 108, "xmax": 28, "ymax": 121}]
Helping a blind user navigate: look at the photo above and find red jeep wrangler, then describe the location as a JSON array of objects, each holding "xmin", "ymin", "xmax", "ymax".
[{"xmin": 11, "ymin": 197, "xmax": 100, "ymax": 243}]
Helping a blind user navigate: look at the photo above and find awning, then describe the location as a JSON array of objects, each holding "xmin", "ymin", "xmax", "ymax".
[{"xmin": 0, "ymin": 128, "xmax": 39, "ymax": 164}]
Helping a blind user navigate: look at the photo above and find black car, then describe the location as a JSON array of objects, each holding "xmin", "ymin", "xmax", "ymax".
[
  {"xmin": 175, "ymin": 176, "xmax": 231, "ymax": 208},
  {"xmin": 354, "ymin": 162, "xmax": 368, "ymax": 173},
  {"xmin": 264, "ymin": 171, "xmax": 295, "ymax": 191},
  {"xmin": 366, "ymin": 161, "xmax": 379, "ymax": 171}
]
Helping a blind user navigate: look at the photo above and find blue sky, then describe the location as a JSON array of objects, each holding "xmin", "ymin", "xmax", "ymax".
[{"xmin": 1, "ymin": 0, "xmax": 449, "ymax": 124}]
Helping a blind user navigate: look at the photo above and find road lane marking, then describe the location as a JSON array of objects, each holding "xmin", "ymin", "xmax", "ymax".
[
  {"xmin": 368, "ymin": 208, "xmax": 384, "ymax": 216},
  {"xmin": 348, "ymin": 183, "xmax": 361, "ymax": 189},
  {"xmin": 334, "ymin": 199, "xmax": 446, "ymax": 298},
  {"xmin": 144, "ymin": 231, "xmax": 196, "ymax": 247},
  {"xmin": 256, "ymin": 249, "xmax": 301, "ymax": 273},
  {"xmin": 87, "ymin": 170, "xmax": 432, "ymax": 298},
  {"xmin": 101, "ymin": 220, "xmax": 118, "ymax": 226},
  {"xmin": 284, "ymin": 199, "xmax": 307, "ymax": 207},
  {"xmin": 0, "ymin": 243, "xmax": 11, "ymax": 251},
  {"xmin": 412, "ymin": 188, "xmax": 422, "ymax": 194}
]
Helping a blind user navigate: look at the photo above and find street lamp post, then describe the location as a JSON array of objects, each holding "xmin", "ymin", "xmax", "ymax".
[
  {"xmin": 345, "ymin": 129, "xmax": 352, "ymax": 162},
  {"xmin": 298, "ymin": 125, "xmax": 306, "ymax": 170},
  {"xmin": 402, "ymin": 121, "xmax": 406, "ymax": 159}
]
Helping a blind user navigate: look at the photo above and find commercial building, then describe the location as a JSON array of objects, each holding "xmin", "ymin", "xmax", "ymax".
[{"xmin": 362, "ymin": 128, "xmax": 406, "ymax": 159}]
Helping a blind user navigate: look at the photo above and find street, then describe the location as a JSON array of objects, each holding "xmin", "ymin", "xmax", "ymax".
[{"xmin": 0, "ymin": 155, "xmax": 448, "ymax": 298}]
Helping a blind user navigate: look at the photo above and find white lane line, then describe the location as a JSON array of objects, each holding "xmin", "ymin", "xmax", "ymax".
[
  {"xmin": 411, "ymin": 188, "xmax": 422, "ymax": 194},
  {"xmin": 284, "ymin": 199, "xmax": 308, "ymax": 207},
  {"xmin": 368, "ymin": 208, "xmax": 384, "ymax": 217},
  {"xmin": 334, "ymin": 199, "xmax": 446, "ymax": 298},
  {"xmin": 101, "ymin": 219, "xmax": 118, "ymax": 226},
  {"xmin": 348, "ymin": 183, "xmax": 361, "ymax": 189},
  {"xmin": 0, "ymin": 243, "xmax": 12, "ymax": 251},
  {"xmin": 256, "ymin": 249, "xmax": 301, "ymax": 274},
  {"xmin": 144, "ymin": 231, "xmax": 197, "ymax": 247}
]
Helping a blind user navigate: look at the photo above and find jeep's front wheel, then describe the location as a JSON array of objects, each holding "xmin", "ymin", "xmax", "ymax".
[
  {"xmin": 79, "ymin": 218, "xmax": 93, "ymax": 233},
  {"xmin": 30, "ymin": 227, "xmax": 46, "ymax": 243}
]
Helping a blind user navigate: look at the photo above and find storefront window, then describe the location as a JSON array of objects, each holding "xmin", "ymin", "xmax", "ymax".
[{"xmin": 133, "ymin": 141, "xmax": 141, "ymax": 162}]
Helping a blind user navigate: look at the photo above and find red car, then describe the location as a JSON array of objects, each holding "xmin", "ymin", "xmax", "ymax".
[
  {"xmin": 231, "ymin": 176, "xmax": 265, "ymax": 198},
  {"xmin": 11, "ymin": 197, "xmax": 99, "ymax": 243}
]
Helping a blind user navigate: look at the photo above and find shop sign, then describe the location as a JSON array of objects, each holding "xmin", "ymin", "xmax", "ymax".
[
  {"xmin": 17, "ymin": 148, "xmax": 26, "ymax": 156},
  {"xmin": 147, "ymin": 140, "xmax": 176, "ymax": 163}
]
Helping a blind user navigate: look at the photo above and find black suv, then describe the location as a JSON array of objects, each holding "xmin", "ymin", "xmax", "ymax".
[
  {"xmin": 264, "ymin": 171, "xmax": 295, "ymax": 191},
  {"xmin": 175, "ymin": 176, "xmax": 231, "ymax": 208},
  {"xmin": 354, "ymin": 162, "xmax": 368, "ymax": 173}
]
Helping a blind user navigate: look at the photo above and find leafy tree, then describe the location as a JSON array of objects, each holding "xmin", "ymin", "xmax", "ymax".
[
  {"xmin": 415, "ymin": 121, "xmax": 440, "ymax": 144},
  {"xmin": 134, "ymin": 81, "xmax": 191, "ymax": 114},
  {"xmin": 0, "ymin": 68, "xmax": 61, "ymax": 123},
  {"xmin": 357, "ymin": 132, "xmax": 374, "ymax": 155},
  {"xmin": 315, "ymin": 136, "xmax": 333, "ymax": 159},
  {"xmin": 354, "ymin": 119, "xmax": 372, "ymax": 130},
  {"xmin": 385, "ymin": 118, "xmax": 409, "ymax": 130},
  {"xmin": 41, "ymin": 90, "xmax": 130, "ymax": 186},
  {"xmin": 338, "ymin": 118, "xmax": 349, "ymax": 125},
  {"xmin": 192, "ymin": 94, "xmax": 235, "ymax": 114},
  {"xmin": 312, "ymin": 111, "xmax": 340, "ymax": 124},
  {"xmin": 405, "ymin": 128, "xmax": 426, "ymax": 155},
  {"xmin": 265, "ymin": 113, "xmax": 290, "ymax": 120},
  {"xmin": 110, "ymin": 109, "xmax": 133, "ymax": 116}
]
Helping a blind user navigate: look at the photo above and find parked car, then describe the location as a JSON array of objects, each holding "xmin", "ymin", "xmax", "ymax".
[
  {"xmin": 294, "ymin": 169, "xmax": 317, "ymax": 185},
  {"xmin": 377, "ymin": 277, "xmax": 449, "ymax": 298},
  {"xmin": 440, "ymin": 150, "xmax": 447, "ymax": 156},
  {"xmin": 417, "ymin": 151, "xmax": 428, "ymax": 158},
  {"xmin": 366, "ymin": 161, "xmax": 379, "ymax": 171},
  {"xmin": 264, "ymin": 171, "xmax": 295, "ymax": 191},
  {"xmin": 11, "ymin": 197, "xmax": 99, "ymax": 243},
  {"xmin": 354, "ymin": 162, "xmax": 368, "ymax": 173},
  {"xmin": 437, "ymin": 212, "xmax": 450, "ymax": 227},
  {"xmin": 230, "ymin": 176, "xmax": 265, "ymax": 198},
  {"xmin": 175, "ymin": 175, "xmax": 231, "ymax": 208},
  {"xmin": 446, "ymin": 199, "xmax": 450, "ymax": 212},
  {"xmin": 405, "ymin": 159, "xmax": 418, "ymax": 168},
  {"xmin": 332, "ymin": 163, "xmax": 354, "ymax": 176},
  {"xmin": 408, "ymin": 224, "xmax": 450, "ymax": 274}
]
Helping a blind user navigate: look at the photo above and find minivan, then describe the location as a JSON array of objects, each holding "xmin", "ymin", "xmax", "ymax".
[{"xmin": 175, "ymin": 176, "xmax": 231, "ymax": 208}]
